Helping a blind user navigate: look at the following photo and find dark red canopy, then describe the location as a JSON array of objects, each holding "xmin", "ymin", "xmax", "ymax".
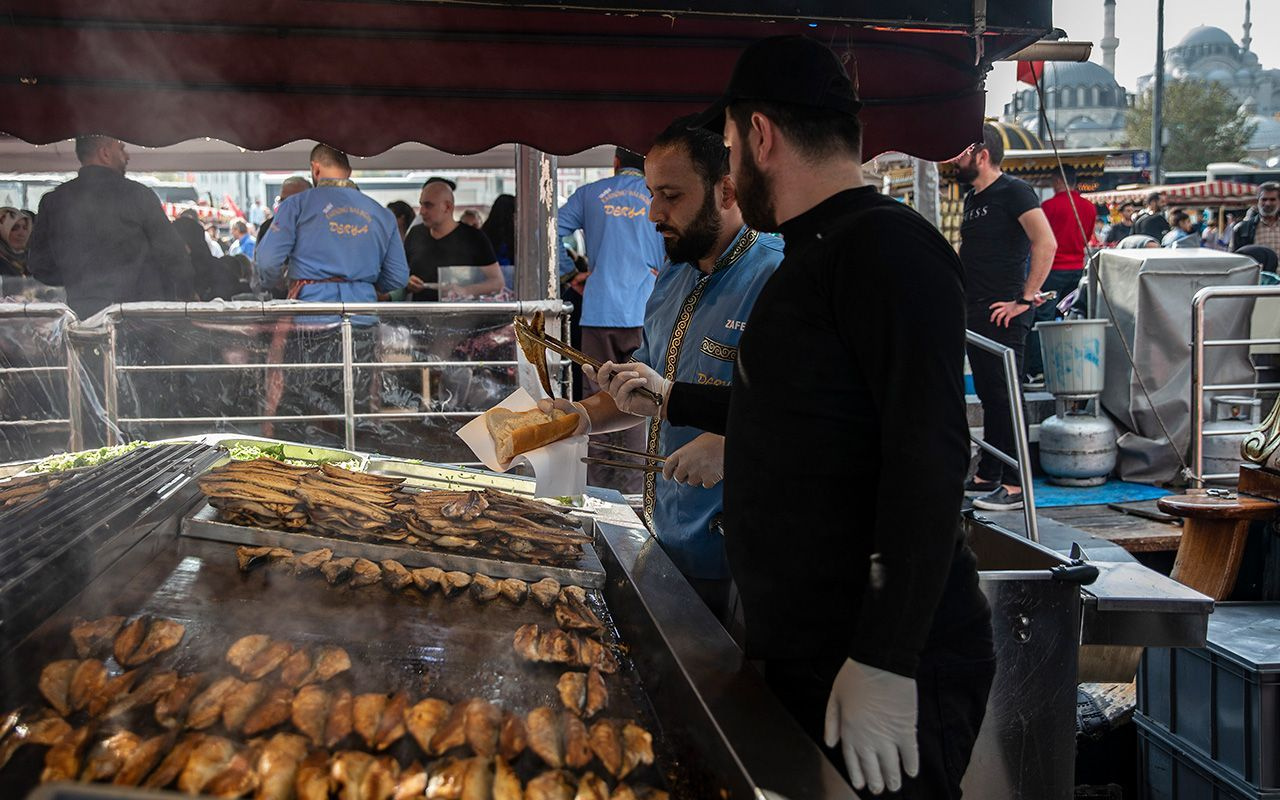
[{"xmin": 0, "ymin": 1, "xmax": 1049, "ymax": 161}]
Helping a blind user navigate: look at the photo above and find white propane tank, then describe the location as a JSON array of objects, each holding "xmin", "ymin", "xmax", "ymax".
[
  {"xmin": 1039, "ymin": 399, "xmax": 1118, "ymax": 486},
  {"xmin": 1203, "ymin": 396, "xmax": 1262, "ymax": 483}
]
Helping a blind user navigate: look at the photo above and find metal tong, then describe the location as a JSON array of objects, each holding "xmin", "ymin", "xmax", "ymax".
[
  {"xmin": 514, "ymin": 314, "xmax": 664, "ymax": 406},
  {"xmin": 581, "ymin": 442, "xmax": 666, "ymax": 474}
]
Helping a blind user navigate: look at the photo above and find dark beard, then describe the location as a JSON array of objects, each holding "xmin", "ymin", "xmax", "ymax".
[
  {"xmin": 735, "ymin": 145, "xmax": 779, "ymax": 232},
  {"xmin": 661, "ymin": 186, "xmax": 722, "ymax": 264},
  {"xmin": 954, "ymin": 162, "xmax": 979, "ymax": 185}
]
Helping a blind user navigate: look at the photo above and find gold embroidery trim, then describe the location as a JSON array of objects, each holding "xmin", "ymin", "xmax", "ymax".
[{"xmin": 642, "ymin": 228, "xmax": 759, "ymax": 528}]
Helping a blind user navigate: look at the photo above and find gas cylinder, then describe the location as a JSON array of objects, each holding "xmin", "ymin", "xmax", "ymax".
[
  {"xmin": 1203, "ymin": 396, "xmax": 1262, "ymax": 483},
  {"xmin": 1039, "ymin": 399, "xmax": 1118, "ymax": 486}
]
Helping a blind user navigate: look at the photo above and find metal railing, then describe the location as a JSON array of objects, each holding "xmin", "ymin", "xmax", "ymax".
[
  {"xmin": 0, "ymin": 303, "xmax": 82, "ymax": 454},
  {"xmin": 1190, "ymin": 284, "xmax": 1280, "ymax": 485},
  {"xmin": 966, "ymin": 330, "xmax": 1039, "ymax": 542}
]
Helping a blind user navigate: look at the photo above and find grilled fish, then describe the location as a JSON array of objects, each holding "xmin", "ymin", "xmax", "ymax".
[
  {"xmin": 112, "ymin": 731, "xmax": 172, "ymax": 786},
  {"xmin": 244, "ymin": 685, "xmax": 295, "ymax": 735},
  {"xmin": 428, "ymin": 699, "xmax": 470, "ymax": 756},
  {"xmin": 425, "ymin": 756, "xmax": 493, "ymax": 800},
  {"xmin": 578, "ymin": 636, "xmax": 619, "ymax": 674},
  {"xmin": 71, "ymin": 616, "xmax": 126, "ymax": 659},
  {"xmin": 295, "ymin": 749, "xmax": 331, "ymax": 800},
  {"xmin": 322, "ymin": 557, "xmax": 358, "ymax": 585},
  {"xmin": 395, "ymin": 760, "xmax": 428, "ymax": 800},
  {"xmin": 585, "ymin": 667, "xmax": 608, "ymax": 718},
  {"xmin": 493, "ymin": 756, "xmax": 522, "ymax": 800},
  {"xmin": 187, "ymin": 676, "xmax": 245, "ymax": 730},
  {"xmin": 498, "ymin": 578, "xmax": 528, "ymax": 605},
  {"xmin": 350, "ymin": 558, "xmax": 383, "ymax": 588},
  {"xmin": 526, "ymin": 769, "xmax": 576, "ymax": 800},
  {"xmin": 237, "ymin": 545, "xmax": 295, "ymax": 572},
  {"xmin": 294, "ymin": 547, "xmax": 334, "ymax": 576},
  {"xmin": 404, "ymin": 697, "xmax": 451, "ymax": 754},
  {"xmin": 325, "ymin": 689, "xmax": 354, "ymax": 748},
  {"xmin": 564, "ymin": 713, "xmax": 592, "ymax": 769},
  {"xmin": 513, "ymin": 624, "xmax": 540, "ymax": 661},
  {"xmin": 143, "ymin": 732, "xmax": 204, "ymax": 789},
  {"xmin": 374, "ymin": 691, "xmax": 408, "ymax": 751},
  {"xmin": 124, "ymin": 618, "xmax": 186, "ymax": 666},
  {"xmin": 411, "ymin": 567, "xmax": 446, "ymax": 595},
  {"xmin": 38, "ymin": 659, "xmax": 79, "ymax": 716},
  {"xmin": 156, "ymin": 672, "xmax": 204, "ymax": 729},
  {"xmin": 41, "ymin": 724, "xmax": 91, "ymax": 783},
  {"xmin": 575, "ymin": 772, "xmax": 611, "ymax": 800},
  {"xmin": 177, "ymin": 735, "xmax": 238, "ymax": 794},
  {"xmin": 555, "ymin": 592, "xmax": 605, "ymax": 637},
  {"xmin": 353, "ymin": 693, "xmax": 387, "ymax": 750},
  {"xmin": 380, "ymin": 560, "xmax": 414, "ymax": 591},
  {"xmin": 254, "ymin": 732, "xmax": 309, "ymax": 800},
  {"xmin": 558, "ymin": 672, "xmax": 587, "ymax": 717},
  {"xmin": 0, "ymin": 711, "xmax": 71, "ymax": 770},
  {"xmin": 222, "ymin": 680, "xmax": 268, "ymax": 733},
  {"xmin": 471, "ymin": 574, "xmax": 501, "ymax": 603},
  {"xmin": 243, "ymin": 640, "xmax": 295, "ymax": 680},
  {"xmin": 609, "ymin": 786, "xmax": 669, "ymax": 800},
  {"xmin": 526, "ymin": 706, "xmax": 563, "ymax": 768},
  {"xmin": 588, "ymin": 720, "xmax": 623, "ymax": 778},
  {"xmin": 365, "ymin": 754, "xmax": 401, "ymax": 800},
  {"xmin": 68, "ymin": 658, "xmax": 109, "ymax": 713},
  {"xmin": 227, "ymin": 634, "xmax": 272, "ymax": 672},
  {"xmin": 114, "ymin": 616, "xmax": 150, "ymax": 666},
  {"xmin": 103, "ymin": 669, "xmax": 171, "ymax": 719},
  {"xmin": 203, "ymin": 739, "xmax": 263, "ymax": 798},
  {"xmin": 620, "ymin": 721, "xmax": 654, "ymax": 778},
  {"xmin": 280, "ymin": 649, "xmax": 313, "ymax": 688},
  {"xmin": 560, "ymin": 585, "xmax": 588, "ymax": 604},
  {"xmin": 498, "ymin": 712, "xmax": 527, "ymax": 762},
  {"xmin": 530, "ymin": 578, "xmax": 561, "ymax": 609},
  {"xmin": 292, "ymin": 685, "xmax": 330, "ymax": 746},
  {"xmin": 310, "ymin": 646, "xmax": 352, "ymax": 684},
  {"xmin": 331, "ymin": 750, "xmax": 375, "ymax": 800},
  {"xmin": 81, "ymin": 729, "xmax": 141, "ymax": 782},
  {"xmin": 442, "ymin": 571, "xmax": 472, "ymax": 596},
  {"xmin": 463, "ymin": 699, "xmax": 501, "ymax": 757}
]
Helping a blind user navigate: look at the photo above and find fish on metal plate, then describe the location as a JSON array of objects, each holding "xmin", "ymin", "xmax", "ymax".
[
  {"xmin": 69, "ymin": 659, "xmax": 109, "ymax": 713},
  {"xmin": 525, "ymin": 768, "xmax": 576, "ymax": 800},
  {"xmin": 243, "ymin": 685, "xmax": 295, "ymax": 736},
  {"xmin": 113, "ymin": 616, "xmax": 150, "ymax": 666},
  {"xmin": 352, "ymin": 693, "xmax": 388, "ymax": 749},
  {"xmin": 404, "ymin": 697, "xmax": 450, "ymax": 755},
  {"xmin": 80, "ymin": 729, "xmax": 141, "ymax": 782},
  {"xmin": 38, "ymin": 659, "xmax": 78, "ymax": 716},
  {"xmin": 142, "ymin": 732, "xmax": 205, "ymax": 789},
  {"xmin": 253, "ymin": 732, "xmax": 309, "ymax": 800},
  {"xmin": 530, "ymin": 578, "xmax": 561, "ymax": 609},
  {"xmin": 526, "ymin": 706, "xmax": 563, "ymax": 768},
  {"xmin": 176, "ymin": 735, "xmax": 238, "ymax": 794},
  {"xmin": 294, "ymin": 748, "xmax": 331, "ymax": 800},
  {"xmin": 124, "ymin": 618, "xmax": 186, "ymax": 666},
  {"xmin": 324, "ymin": 689, "xmax": 354, "ymax": 748},
  {"xmin": 221, "ymin": 680, "xmax": 268, "ymax": 733},
  {"xmin": 291, "ymin": 685, "xmax": 331, "ymax": 747},
  {"xmin": 111, "ymin": 731, "xmax": 172, "ymax": 786},
  {"xmin": 155, "ymin": 672, "xmax": 205, "ymax": 729},
  {"xmin": 498, "ymin": 711, "xmax": 527, "ymax": 762},
  {"xmin": 40, "ymin": 724, "xmax": 91, "ymax": 783},
  {"xmin": 70, "ymin": 616, "xmax": 125, "ymax": 659},
  {"xmin": 563, "ymin": 712, "xmax": 592, "ymax": 769}
]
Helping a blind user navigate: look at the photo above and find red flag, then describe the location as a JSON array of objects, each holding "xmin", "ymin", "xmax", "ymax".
[{"xmin": 1017, "ymin": 60, "xmax": 1044, "ymax": 86}]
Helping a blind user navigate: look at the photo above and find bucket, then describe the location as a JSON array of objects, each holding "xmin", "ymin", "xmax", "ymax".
[{"xmin": 1035, "ymin": 319, "xmax": 1109, "ymax": 397}]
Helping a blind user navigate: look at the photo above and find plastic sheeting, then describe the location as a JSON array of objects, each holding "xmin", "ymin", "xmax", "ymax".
[
  {"xmin": 1094, "ymin": 250, "xmax": 1260, "ymax": 483},
  {"xmin": 0, "ymin": 300, "xmax": 571, "ymax": 466},
  {"xmin": 0, "ymin": 303, "xmax": 77, "ymax": 464}
]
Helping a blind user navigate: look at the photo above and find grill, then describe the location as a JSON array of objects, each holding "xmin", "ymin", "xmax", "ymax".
[{"xmin": 0, "ymin": 442, "xmax": 222, "ymax": 652}]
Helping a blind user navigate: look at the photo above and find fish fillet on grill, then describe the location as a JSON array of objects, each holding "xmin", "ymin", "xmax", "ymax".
[
  {"xmin": 142, "ymin": 732, "xmax": 205, "ymax": 789},
  {"xmin": 498, "ymin": 578, "xmax": 528, "ymax": 605},
  {"xmin": 428, "ymin": 700, "xmax": 470, "ymax": 756},
  {"xmin": 227, "ymin": 634, "xmax": 271, "ymax": 671},
  {"xmin": 71, "ymin": 616, "xmax": 126, "ymax": 659},
  {"xmin": 222, "ymin": 680, "xmax": 268, "ymax": 733},
  {"xmin": 609, "ymin": 785, "xmax": 670, "ymax": 800},
  {"xmin": 322, "ymin": 557, "xmax": 357, "ymax": 585},
  {"xmin": 91, "ymin": 665, "xmax": 139, "ymax": 718},
  {"xmin": 558, "ymin": 672, "xmax": 587, "ymax": 716},
  {"xmin": 294, "ymin": 547, "xmax": 334, "ymax": 576},
  {"xmin": 187, "ymin": 676, "xmax": 245, "ymax": 730},
  {"xmin": 375, "ymin": 691, "xmax": 409, "ymax": 751},
  {"xmin": 0, "ymin": 711, "xmax": 71, "ymax": 770},
  {"xmin": 68, "ymin": 658, "xmax": 109, "ymax": 713},
  {"xmin": 350, "ymin": 558, "xmax": 383, "ymax": 588},
  {"xmin": 353, "ymin": 693, "xmax": 387, "ymax": 750},
  {"xmin": 498, "ymin": 711, "xmax": 527, "ymax": 761},
  {"xmin": 81, "ymin": 729, "xmax": 142, "ymax": 782},
  {"xmin": 526, "ymin": 706, "xmax": 563, "ymax": 768},
  {"xmin": 620, "ymin": 721, "xmax": 655, "ymax": 778},
  {"xmin": 124, "ymin": 618, "xmax": 185, "ymax": 666},
  {"xmin": 291, "ymin": 685, "xmax": 331, "ymax": 747},
  {"xmin": 155, "ymin": 672, "xmax": 204, "ymax": 729},
  {"xmin": 405, "ymin": 697, "xmax": 451, "ymax": 755},
  {"xmin": 40, "ymin": 724, "xmax": 91, "ymax": 783},
  {"xmin": 310, "ymin": 645, "xmax": 352, "ymax": 684},
  {"xmin": 254, "ymin": 732, "xmax": 309, "ymax": 800},
  {"xmin": 411, "ymin": 566, "xmax": 446, "ymax": 595},
  {"xmin": 244, "ymin": 640, "xmax": 296, "ymax": 681},
  {"xmin": 325, "ymin": 688, "xmax": 354, "ymax": 748},
  {"xmin": 294, "ymin": 748, "xmax": 331, "ymax": 800},
  {"xmin": 442, "ymin": 571, "xmax": 472, "ymax": 596},
  {"xmin": 471, "ymin": 574, "xmax": 501, "ymax": 603},
  {"xmin": 113, "ymin": 616, "xmax": 149, "ymax": 666},
  {"xmin": 111, "ymin": 731, "xmax": 171, "ymax": 786},
  {"xmin": 203, "ymin": 739, "xmax": 264, "ymax": 797},
  {"xmin": 396, "ymin": 760, "xmax": 428, "ymax": 800},
  {"xmin": 575, "ymin": 772, "xmax": 611, "ymax": 800},
  {"xmin": 38, "ymin": 659, "xmax": 78, "ymax": 716},
  {"xmin": 493, "ymin": 756, "xmax": 522, "ymax": 800},
  {"xmin": 331, "ymin": 750, "xmax": 375, "ymax": 799},
  {"xmin": 530, "ymin": 578, "xmax": 561, "ymax": 609},
  {"xmin": 588, "ymin": 720, "xmax": 623, "ymax": 778},
  {"xmin": 244, "ymin": 685, "xmax": 295, "ymax": 735},
  {"xmin": 555, "ymin": 592, "xmax": 605, "ymax": 638},
  {"xmin": 525, "ymin": 769, "xmax": 576, "ymax": 800},
  {"xmin": 463, "ymin": 699, "xmax": 502, "ymax": 757},
  {"xmin": 381, "ymin": 559, "xmax": 414, "ymax": 591},
  {"xmin": 101, "ymin": 668, "xmax": 166, "ymax": 719},
  {"xmin": 237, "ymin": 546, "xmax": 296, "ymax": 572},
  {"xmin": 280, "ymin": 649, "xmax": 313, "ymax": 688},
  {"xmin": 564, "ymin": 712, "xmax": 592, "ymax": 769},
  {"xmin": 425, "ymin": 756, "xmax": 493, "ymax": 800},
  {"xmin": 585, "ymin": 667, "xmax": 608, "ymax": 718}
]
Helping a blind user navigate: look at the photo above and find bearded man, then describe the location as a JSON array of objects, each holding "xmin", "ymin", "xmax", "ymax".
[{"xmin": 541, "ymin": 114, "xmax": 782, "ymax": 621}]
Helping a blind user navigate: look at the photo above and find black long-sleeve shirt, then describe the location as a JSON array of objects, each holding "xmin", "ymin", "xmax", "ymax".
[
  {"xmin": 667, "ymin": 187, "xmax": 989, "ymax": 678},
  {"xmin": 27, "ymin": 166, "xmax": 192, "ymax": 318}
]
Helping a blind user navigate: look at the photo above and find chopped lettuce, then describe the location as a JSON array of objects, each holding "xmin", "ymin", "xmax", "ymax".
[
  {"xmin": 226, "ymin": 442, "xmax": 360, "ymax": 471},
  {"xmin": 32, "ymin": 441, "xmax": 151, "ymax": 473}
]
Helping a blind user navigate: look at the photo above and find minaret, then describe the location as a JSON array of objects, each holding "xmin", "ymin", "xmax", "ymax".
[
  {"xmin": 1101, "ymin": 0, "xmax": 1119, "ymax": 75},
  {"xmin": 1242, "ymin": 0, "xmax": 1252, "ymax": 54}
]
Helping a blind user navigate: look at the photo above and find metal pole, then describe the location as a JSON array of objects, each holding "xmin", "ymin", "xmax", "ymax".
[
  {"xmin": 103, "ymin": 324, "xmax": 119, "ymax": 447},
  {"xmin": 341, "ymin": 316, "xmax": 356, "ymax": 452},
  {"xmin": 65, "ymin": 339, "xmax": 83, "ymax": 452},
  {"xmin": 1001, "ymin": 347, "xmax": 1039, "ymax": 542},
  {"xmin": 514, "ymin": 145, "xmax": 559, "ymax": 302},
  {"xmin": 1151, "ymin": 0, "xmax": 1165, "ymax": 185},
  {"xmin": 912, "ymin": 158, "xmax": 941, "ymax": 228},
  {"xmin": 1190, "ymin": 294, "xmax": 1206, "ymax": 487}
]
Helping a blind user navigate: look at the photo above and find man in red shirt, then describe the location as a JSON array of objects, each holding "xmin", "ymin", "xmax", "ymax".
[{"xmin": 1026, "ymin": 165, "xmax": 1096, "ymax": 381}]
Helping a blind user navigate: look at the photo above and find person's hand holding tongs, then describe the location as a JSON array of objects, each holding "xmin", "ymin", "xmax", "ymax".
[{"xmin": 586, "ymin": 360, "xmax": 671, "ymax": 418}]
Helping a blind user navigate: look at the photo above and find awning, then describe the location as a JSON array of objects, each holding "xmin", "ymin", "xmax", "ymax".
[
  {"xmin": 1084, "ymin": 181, "xmax": 1261, "ymax": 207},
  {"xmin": 0, "ymin": 1, "xmax": 1049, "ymax": 163}
]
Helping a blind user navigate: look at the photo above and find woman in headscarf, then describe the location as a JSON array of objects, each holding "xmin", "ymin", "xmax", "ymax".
[{"xmin": 0, "ymin": 207, "xmax": 29, "ymax": 276}]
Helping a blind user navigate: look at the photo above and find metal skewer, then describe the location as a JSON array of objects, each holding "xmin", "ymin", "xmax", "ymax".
[{"xmin": 581, "ymin": 456, "xmax": 664, "ymax": 474}]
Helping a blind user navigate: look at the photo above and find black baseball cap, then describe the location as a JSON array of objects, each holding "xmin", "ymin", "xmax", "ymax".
[{"xmin": 691, "ymin": 36, "xmax": 861, "ymax": 133}]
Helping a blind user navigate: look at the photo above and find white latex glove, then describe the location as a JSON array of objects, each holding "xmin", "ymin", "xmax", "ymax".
[
  {"xmin": 536, "ymin": 397, "xmax": 592, "ymax": 436},
  {"xmin": 662, "ymin": 433, "xmax": 724, "ymax": 489},
  {"xmin": 823, "ymin": 658, "xmax": 920, "ymax": 795},
  {"xmin": 584, "ymin": 360, "xmax": 671, "ymax": 418}
]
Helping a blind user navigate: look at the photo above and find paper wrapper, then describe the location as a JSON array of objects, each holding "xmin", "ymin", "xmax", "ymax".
[{"xmin": 457, "ymin": 387, "xmax": 588, "ymax": 499}]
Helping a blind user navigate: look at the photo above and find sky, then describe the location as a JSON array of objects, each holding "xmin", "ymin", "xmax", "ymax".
[{"xmin": 983, "ymin": 0, "xmax": 1280, "ymax": 116}]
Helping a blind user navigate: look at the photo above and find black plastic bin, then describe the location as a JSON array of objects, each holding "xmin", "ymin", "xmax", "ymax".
[
  {"xmin": 1138, "ymin": 603, "xmax": 1280, "ymax": 791},
  {"xmin": 1137, "ymin": 714, "xmax": 1280, "ymax": 800}
]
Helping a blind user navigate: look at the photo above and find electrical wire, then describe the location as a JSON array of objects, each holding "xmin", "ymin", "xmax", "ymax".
[{"xmin": 1031, "ymin": 66, "xmax": 1191, "ymax": 478}]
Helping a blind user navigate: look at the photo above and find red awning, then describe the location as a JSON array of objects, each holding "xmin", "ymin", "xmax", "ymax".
[
  {"xmin": 0, "ymin": 1, "xmax": 1046, "ymax": 162},
  {"xmin": 1085, "ymin": 182, "xmax": 1262, "ymax": 207}
]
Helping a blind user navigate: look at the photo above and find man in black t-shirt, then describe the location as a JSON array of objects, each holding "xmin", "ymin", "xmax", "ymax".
[
  {"xmin": 1103, "ymin": 202, "xmax": 1136, "ymax": 246},
  {"xmin": 404, "ymin": 181, "xmax": 503, "ymax": 301},
  {"xmin": 1133, "ymin": 191, "xmax": 1170, "ymax": 241},
  {"xmin": 954, "ymin": 123, "xmax": 1056, "ymax": 512}
]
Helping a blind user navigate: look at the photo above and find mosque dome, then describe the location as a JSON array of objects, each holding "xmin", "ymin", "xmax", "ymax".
[
  {"xmin": 985, "ymin": 120, "xmax": 1042, "ymax": 151},
  {"xmin": 1178, "ymin": 26, "xmax": 1236, "ymax": 49},
  {"xmin": 1040, "ymin": 60, "xmax": 1123, "ymax": 91}
]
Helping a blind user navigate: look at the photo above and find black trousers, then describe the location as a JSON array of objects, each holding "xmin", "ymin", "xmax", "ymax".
[
  {"xmin": 763, "ymin": 641, "xmax": 995, "ymax": 799},
  {"xmin": 966, "ymin": 308, "xmax": 1031, "ymax": 487}
]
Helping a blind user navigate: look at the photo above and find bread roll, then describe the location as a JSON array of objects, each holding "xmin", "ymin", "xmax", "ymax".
[{"xmin": 485, "ymin": 407, "xmax": 580, "ymax": 462}]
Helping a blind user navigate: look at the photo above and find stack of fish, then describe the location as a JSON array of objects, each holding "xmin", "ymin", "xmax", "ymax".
[
  {"xmin": 197, "ymin": 460, "xmax": 312, "ymax": 530},
  {"xmin": 404, "ymin": 489, "xmax": 593, "ymax": 565},
  {"xmin": 0, "ymin": 472, "xmax": 64, "ymax": 511},
  {"xmin": 294, "ymin": 466, "xmax": 404, "ymax": 542}
]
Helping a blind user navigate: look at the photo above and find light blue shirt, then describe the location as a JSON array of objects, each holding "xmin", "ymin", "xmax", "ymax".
[
  {"xmin": 557, "ymin": 168, "xmax": 665, "ymax": 328},
  {"xmin": 632, "ymin": 227, "xmax": 784, "ymax": 579},
  {"xmin": 255, "ymin": 180, "xmax": 409, "ymax": 303}
]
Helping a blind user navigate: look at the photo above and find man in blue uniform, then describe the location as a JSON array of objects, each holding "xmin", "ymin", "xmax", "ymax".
[
  {"xmin": 543, "ymin": 116, "xmax": 782, "ymax": 618},
  {"xmin": 255, "ymin": 144, "xmax": 408, "ymax": 440}
]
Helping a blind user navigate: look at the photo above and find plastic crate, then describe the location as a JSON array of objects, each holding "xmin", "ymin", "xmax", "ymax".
[
  {"xmin": 1138, "ymin": 603, "xmax": 1280, "ymax": 791},
  {"xmin": 1138, "ymin": 714, "xmax": 1280, "ymax": 800}
]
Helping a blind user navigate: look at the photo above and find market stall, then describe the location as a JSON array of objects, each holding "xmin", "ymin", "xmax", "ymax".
[{"xmin": 1084, "ymin": 180, "xmax": 1262, "ymax": 209}]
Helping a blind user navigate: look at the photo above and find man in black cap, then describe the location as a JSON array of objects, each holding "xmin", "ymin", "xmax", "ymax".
[{"xmin": 588, "ymin": 36, "xmax": 994, "ymax": 798}]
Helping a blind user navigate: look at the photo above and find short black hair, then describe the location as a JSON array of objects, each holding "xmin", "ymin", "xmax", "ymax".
[
  {"xmin": 1169, "ymin": 210, "xmax": 1190, "ymax": 226},
  {"xmin": 976, "ymin": 123, "xmax": 1005, "ymax": 166},
  {"xmin": 424, "ymin": 176, "xmax": 457, "ymax": 191},
  {"xmin": 650, "ymin": 114, "xmax": 729, "ymax": 193},
  {"xmin": 1056, "ymin": 164, "xmax": 1078, "ymax": 187},
  {"xmin": 727, "ymin": 100, "xmax": 862, "ymax": 161},
  {"xmin": 1146, "ymin": 191, "xmax": 1163, "ymax": 205},
  {"xmin": 615, "ymin": 147, "xmax": 645, "ymax": 171},
  {"xmin": 74, "ymin": 135, "xmax": 112, "ymax": 164},
  {"xmin": 387, "ymin": 201, "xmax": 415, "ymax": 226},
  {"xmin": 309, "ymin": 143, "xmax": 350, "ymax": 171},
  {"xmin": 1260, "ymin": 181, "xmax": 1280, "ymax": 198}
]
